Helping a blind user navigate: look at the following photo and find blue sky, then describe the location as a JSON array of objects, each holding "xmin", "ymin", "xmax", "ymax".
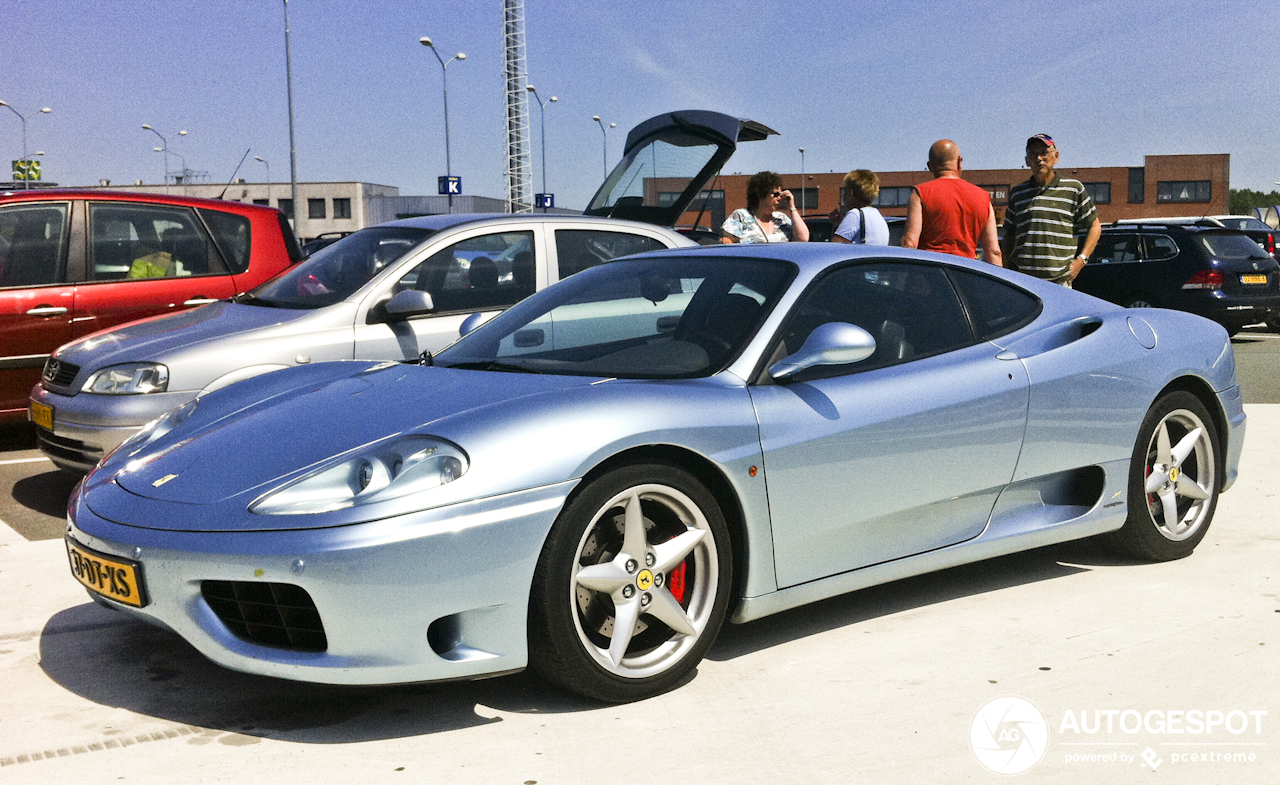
[{"xmin": 4, "ymin": 0, "xmax": 1279, "ymax": 210}]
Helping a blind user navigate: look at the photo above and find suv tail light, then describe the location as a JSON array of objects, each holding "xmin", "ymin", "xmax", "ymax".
[
  {"xmin": 1266, "ymin": 232, "xmax": 1276, "ymax": 257},
  {"xmin": 1182, "ymin": 270, "xmax": 1223, "ymax": 290}
]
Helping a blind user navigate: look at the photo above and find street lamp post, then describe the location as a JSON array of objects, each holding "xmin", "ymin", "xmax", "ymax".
[
  {"xmin": 798, "ymin": 147, "xmax": 805, "ymax": 211},
  {"xmin": 420, "ymin": 36, "xmax": 466, "ymax": 213},
  {"xmin": 283, "ymin": 0, "xmax": 301, "ymax": 238},
  {"xmin": 0, "ymin": 101, "xmax": 52, "ymax": 190},
  {"xmin": 141, "ymin": 124, "xmax": 187, "ymax": 193},
  {"xmin": 526, "ymin": 85, "xmax": 556, "ymax": 211},
  {"xmin": 592, "ymin": 115, "xmax": 616, "ymax": 179},
  {"xmin": 255, "ymin": 156, "xmax": 272, "ymax": 205}
]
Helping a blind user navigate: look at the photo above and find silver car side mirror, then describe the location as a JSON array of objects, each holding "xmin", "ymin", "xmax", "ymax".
[
  {"xmin": 769, "ymin": 322, "xmax": 877, "ymax": 381},
  {"xmin": 384, "ymin": 289, "xmax": 435, "ymax": 320}
]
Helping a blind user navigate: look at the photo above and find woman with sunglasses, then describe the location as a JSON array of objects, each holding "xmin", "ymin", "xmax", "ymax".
[{"xmin": 721, "ymin": 171, "xmax": 809, "ymax": 243}]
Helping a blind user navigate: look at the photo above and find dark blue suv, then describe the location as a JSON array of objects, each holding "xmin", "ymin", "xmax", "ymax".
[{"xmin": 1075, "ymin": 223, "xmax": 1280, "ymax": 335}]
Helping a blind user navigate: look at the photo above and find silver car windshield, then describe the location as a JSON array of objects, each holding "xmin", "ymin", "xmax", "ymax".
[
  {"xmin": 436, "ymin": 256, "xmax": 793, "ymax": 378},
  {"xmin": 247, "ymin": 227, "xmax": 434, "ymax": 309}
]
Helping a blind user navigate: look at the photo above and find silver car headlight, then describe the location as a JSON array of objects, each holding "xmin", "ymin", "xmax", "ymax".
[
  {"xmin": 250, "ymin": 435, "xmax": 469, "ymax": 515},
  {"xmin": 82, "ymin": 363, "xmax": 169, "ymax": 394}
]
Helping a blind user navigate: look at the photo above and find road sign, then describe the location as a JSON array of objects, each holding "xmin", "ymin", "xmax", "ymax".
[
  {"xmin": 12, "ymin": 160, "xmax": 41, "ymax": 181},
  {"xmin": 438, "ymin": 176, "xmax": 461, "ymax": 195},
  {"xmin": 535, "ymin": 193, "xmax": 554, "ymax": 209}
]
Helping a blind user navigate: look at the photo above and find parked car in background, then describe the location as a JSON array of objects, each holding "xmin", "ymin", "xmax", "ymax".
[
  {"xmin": 31, "ymin": 110, "xmax": 775, "ymax": 472},
  {"xmin": 1, "ymin": 190, "xmax": 302, "ymax": 423},
  {"xmin": 1075, "ymin": 223, "xmax": 1280, "ymax": 334},
  {"xmin": 803, "ymin": 214, "xmax": 905, "ymax": 245},
  {"xmin": 1115, "ymin": 216, "xmax": 1278, "ymax": 260},
  {"xmin": 63, "ymin": 242, "xmax": 1244, "ymax": 702},
  {"xmin": 301, "ymin": 231, "xmax": 353, "ymax": 257}
]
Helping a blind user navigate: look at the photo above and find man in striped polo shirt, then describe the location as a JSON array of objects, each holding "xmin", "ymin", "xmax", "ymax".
[{"xmin": 1001, "ymin": 134, "xmax": 1101, "ymax": 286}]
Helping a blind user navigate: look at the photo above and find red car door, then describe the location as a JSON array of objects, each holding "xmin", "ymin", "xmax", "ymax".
[
  {"xmin": 0, "ymin": 201, "xmax": 73, "ymax": 417},
  {"xmin": 70, "ymin": 202, "xmax": 237, "ymax": 340}
]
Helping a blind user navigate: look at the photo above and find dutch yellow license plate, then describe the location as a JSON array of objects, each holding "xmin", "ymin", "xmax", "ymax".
[
  {"xmin": 1240, "ymin": 274, "xmax": 1267, "ymax": 285},
  {"xmin": 30, "ymin": 400, "xmax": 53, "ymax": 430},
  {"xmin": 66, "ymin": 538, "xmax": 148, "ymax": 608}
]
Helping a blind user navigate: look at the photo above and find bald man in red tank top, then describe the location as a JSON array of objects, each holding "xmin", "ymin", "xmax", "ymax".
[{"xmin": 902, "ymin": 140, "xmax": 1002, "ymax": 265}]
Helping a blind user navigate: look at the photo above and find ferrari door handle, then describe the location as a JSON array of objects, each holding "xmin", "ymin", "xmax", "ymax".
[
  {"xmin": 26, "ymin": 305, "xmax": 69, "ymax": 317},
  {"xmin": 183, "ymin": 297, "xmax": 219, "ymax": 307}
]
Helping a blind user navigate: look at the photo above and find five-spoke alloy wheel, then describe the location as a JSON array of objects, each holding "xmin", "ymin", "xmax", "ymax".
[
  {"xmin": 1105, "ymin": 391, "xmax": 1220, "ymax": 561},
  {"xmin": 529, "ymin": 464, "xmax": 731, "ymax": 702}
]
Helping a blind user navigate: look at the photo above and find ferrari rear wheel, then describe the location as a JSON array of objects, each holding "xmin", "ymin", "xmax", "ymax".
[
  {"xmin": 1105, "ymin": 391, "xmax": 1219, "ymax": 561},
  {"xmin": 528, "ymin": 464, "xmax": 731, "ymax": 702}
]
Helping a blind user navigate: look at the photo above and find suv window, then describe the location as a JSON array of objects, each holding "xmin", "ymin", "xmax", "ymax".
[
  {"xmin": 1143, "ymin": 234, "xmax": 1178, "ymax": 262},
  {"xmin": 396, "ymin": 231, "xmax": 535, "ymax": 313},
  {"xmin": 1093, "ymin": 234, "xmax": 1140, "ymax": 264},
  {"xmin": 0, "ymin": 203, "xmax": 68, "ymax": 287},
  {"xmin": 555, "ymin": 229, "xmax": 667, "ymax": 279},
  {"xmin": 1196, "ymin": 233, "xmax": 1268, "ymax": 260},
  {"xmin": 198, "ymin": 208, "xmax": 254, "ymax": 273},
  {"xmin": 90, "ymin": 203, "xmax": 226, "ymax": 281}
]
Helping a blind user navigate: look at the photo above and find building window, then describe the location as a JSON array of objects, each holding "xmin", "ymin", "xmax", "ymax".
[
  {"xmin": 873, "ymin": 186, "xmax": 913, "ymax": 208},
  {"xmin": 333, "ymin": 198, "xmax": 352, "ymax": 219},
  {"xmin": 308, "ymin": 198, "xmax": 327, "ymax": 219},
  {"xmin": 1083, "ymin": 182, "xmax": 1112, "ymax": 205},
  {"xmin": 1128, "ymin": 168, "xmax": 1145, "ymax": 204},
  {"xmin": 253, "ymin": 198, "xmax": 269, "ymax": 206},
  {"xmin": 278, "ymin": 198, "xmax": 293, "ymax": 219},
  {"xmin": 980, "ymin": 185, "xmax": 1009, "ymax": 206},
  {"xmin": 788, "ymin": 186, "xmax": 819, "ymax": 211},
  {"xmin": 1157, "ymin": 180, "xmax": 1211, "ymax": 203}
]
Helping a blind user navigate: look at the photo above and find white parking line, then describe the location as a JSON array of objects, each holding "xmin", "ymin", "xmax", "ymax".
[{"xmin": 0, "ymin": 457, "xmax": 51, "ymax": 466}]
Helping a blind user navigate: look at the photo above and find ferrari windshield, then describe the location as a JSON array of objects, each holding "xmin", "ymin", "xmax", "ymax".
[
  {"xmin": 248, "ymin": 227, "xmax": 434, "ymax": 309},
  {"xmin": 436, "ymin": 255, "xmax": 793, "ymax": 378}
]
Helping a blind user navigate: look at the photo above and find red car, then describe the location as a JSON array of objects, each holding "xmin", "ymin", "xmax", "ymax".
[{"xmin": 1, "ymin": 190, "xmax": 302, "ymax": 422}]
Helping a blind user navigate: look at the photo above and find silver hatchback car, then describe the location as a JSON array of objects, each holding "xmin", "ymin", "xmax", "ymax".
[{"xmin": 31, "ymin": 110, "xmax": 778, "ymax": 471}]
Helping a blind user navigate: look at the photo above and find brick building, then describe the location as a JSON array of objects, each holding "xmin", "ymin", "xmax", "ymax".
[{"xmin": 672, "ymin": 153, "xmax": 1231, "ymax": 231}]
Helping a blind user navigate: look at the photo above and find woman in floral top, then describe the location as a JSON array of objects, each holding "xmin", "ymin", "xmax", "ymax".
[{"xmin": 720, "ymin": 171, "xmax": 810, "ymax": 244}]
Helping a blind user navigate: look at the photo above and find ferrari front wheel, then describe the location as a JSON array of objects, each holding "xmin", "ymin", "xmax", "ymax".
[
  {"xmin": 528, "ymin": 464, "xmax": 732, "ymax": 703},
  {"xmin": 1104, "ymin": 391, "xmax": 1219, "ymax": 561}
]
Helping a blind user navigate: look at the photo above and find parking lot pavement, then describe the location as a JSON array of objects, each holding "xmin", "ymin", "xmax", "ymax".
[{"xmin": 0, "ymin": 406, "xmax": 1276, "ymax": 784}]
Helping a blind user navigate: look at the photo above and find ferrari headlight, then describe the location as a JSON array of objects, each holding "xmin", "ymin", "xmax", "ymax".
[
  {"xmin": 250, "ymin": 435, "xmax": 469, "ymax": 515},
  {"xmin": 83, "ymin": 363, "xmax": 169, "ymax": 394}
]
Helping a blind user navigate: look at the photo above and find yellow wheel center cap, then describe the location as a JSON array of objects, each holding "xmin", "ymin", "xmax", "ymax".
[
  {"xmin": 636, "ymin": 569, "xmax": 654, "ymax": 591},
  {"xmin": 1169, "ymin": 467, "xmax": 1179, "ymax": 484}
]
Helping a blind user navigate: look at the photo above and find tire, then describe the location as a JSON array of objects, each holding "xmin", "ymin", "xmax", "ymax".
[
  {"xmin": 1265, "ymin": 314, "xmax": 1280, "ymax": 333},
  {"xmin": 1124, "ymin": 294, "xmax": 1157, "ymax": 309},
  {"xmin": 1102, "ymin": 391, "xmax": 1220, "ymax": 561},
  {"xmin": 528, "ymin": 464, "xmax": 732, "ymax": 702}
]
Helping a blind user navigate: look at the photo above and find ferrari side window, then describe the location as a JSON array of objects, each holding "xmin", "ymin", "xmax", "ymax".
[
  {"xmin": 782, "ymin": 262, "xmax": 973, "ymax": 375},
  {"xmin": 948, "ymin": 269, "xmax": 1042, "ymax": 341}
]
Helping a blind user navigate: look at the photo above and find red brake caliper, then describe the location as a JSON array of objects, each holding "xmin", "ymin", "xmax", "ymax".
[{"xmin": 668, "ymin": 561, "xmax": 688, "ymax": 604}]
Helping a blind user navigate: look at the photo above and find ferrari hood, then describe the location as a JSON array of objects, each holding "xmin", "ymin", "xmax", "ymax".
[{"xmin": 99, "ymin": 362, "xmax": 598, "ymax": 511}]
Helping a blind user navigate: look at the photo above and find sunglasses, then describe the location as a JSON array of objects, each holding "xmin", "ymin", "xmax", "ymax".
[{"xmin": 770, "ymin": 190, "xmax": 784, "ymax": 198}]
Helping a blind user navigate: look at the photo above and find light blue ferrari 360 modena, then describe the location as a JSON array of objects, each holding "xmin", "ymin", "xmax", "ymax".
[{"xmin": 65, "ymin": 243, "xmax": 1245, "ymax": 702}]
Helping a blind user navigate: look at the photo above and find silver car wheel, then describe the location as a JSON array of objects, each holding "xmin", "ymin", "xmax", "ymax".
[
  {"xmin": 570, "ymin": 482, "xmax": 718, "ymax": 679},
  {"xmin": 1141, "ymin": 408, "xmax": 1215, "ymax": 542},
  {"xmin": 1102, "ymin": 391, "xmax": 1220, "ymax": 561}
]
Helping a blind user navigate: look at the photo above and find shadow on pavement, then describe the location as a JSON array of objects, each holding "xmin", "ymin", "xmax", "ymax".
[
  {"xmin": 11, "ymin": 470, "xmax": 81, "ymax": 519},
  {"xmin": 37, "ymin": 536, "xmax": 1142, "ymax": 739},
  {"xmin": 0, "ymin": 422, "xmax": 37, "ymax": 452}
]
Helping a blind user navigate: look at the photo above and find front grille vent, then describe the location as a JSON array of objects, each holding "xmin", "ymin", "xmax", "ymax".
[
  {"xmin": 43, "ymin": 357, "xmax": 80, "ymax": 387},
  {"xmin": 201, "ymin": 580, "xmax": 327, "ymax": 652}
]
